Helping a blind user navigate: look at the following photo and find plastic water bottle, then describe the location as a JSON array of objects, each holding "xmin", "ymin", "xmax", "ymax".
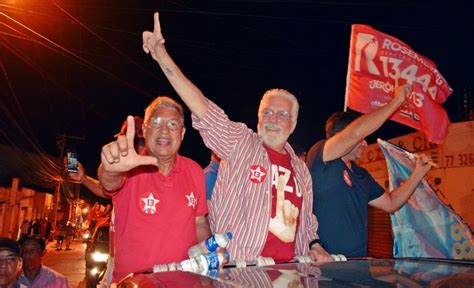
[
  {"xmin": 153, "ymin": 262, "xmax": 180, "ymax": 273},
  {"xmin": 180, "ymin": 251, "xmax": 230, "ymax": 273},
  {"xmin": 200, "ymin": 268, "xmax": 219, "ymax": 279},
  {"xmin": 188, "ymin": 232, "xmax": 233, "ymax": 258}
]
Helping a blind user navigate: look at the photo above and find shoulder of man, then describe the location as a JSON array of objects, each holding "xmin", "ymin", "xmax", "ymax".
[
  {"xmin": 177, "ymin": 154, "xmax": 204, "ymax": 172},
  {"xmin": 306, "ymin": 139, "xmax": 327, "ymax": 167},
  {"xmin": 42, "ymin": 265, "xmax": 68, "ymax": 280}
]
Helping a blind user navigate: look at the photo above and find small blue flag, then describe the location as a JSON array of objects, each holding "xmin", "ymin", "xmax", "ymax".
[{"xmin": 377, "ymin": 139, "xmax": 474, "ymax": 260}]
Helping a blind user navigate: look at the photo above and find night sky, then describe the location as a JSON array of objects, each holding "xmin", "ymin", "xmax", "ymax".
[{"xmin": 1, "ymin": 0, "xmax": 472, "ymax": 202}]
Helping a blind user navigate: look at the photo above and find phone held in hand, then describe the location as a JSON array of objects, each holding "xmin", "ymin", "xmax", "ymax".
[{"xmin": 66, "ymin": 150, "xmax": 78, "ymax": 173}]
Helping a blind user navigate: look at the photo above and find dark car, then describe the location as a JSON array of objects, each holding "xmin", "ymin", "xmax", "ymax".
[
  {"xmin": 116, "ymin": 257, "xmax": 474, "ymax": 287},
  {"xmin": 85, "ymin": 223, "xmax": 109, "ymax": 288}
]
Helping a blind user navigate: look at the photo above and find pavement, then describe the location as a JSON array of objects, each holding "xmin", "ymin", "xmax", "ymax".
[{"xmin": 43, "ymin": 239, "xmax": 86, "ymax": 288}]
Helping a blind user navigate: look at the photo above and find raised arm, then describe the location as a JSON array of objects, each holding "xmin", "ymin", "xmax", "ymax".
[
  {"xmin": 99, "ymin": 116, "xmax": 158, "ymax": 192},
  {"xmin": 67, "ymin": 161, "xmax": 110, "ymax": 198},
  {"xmin": 323, "ymin": 83, "xmax": 411, "ymax": 162},
  {"xmin": 82, "ymin": 175, "xmax": 109, "ymax": 198},
  {"xmin": 142, "ymin": 12, "xmax": 208, "ymax": 119},
  {"xmin": 369, "ymin": 153, "xmax": 433, "ymax": 212}
]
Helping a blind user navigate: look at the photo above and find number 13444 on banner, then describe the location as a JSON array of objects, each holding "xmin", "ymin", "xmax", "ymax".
[{"xmin": 345, "ymin": 24, "xmax": 453, "ymax": 143}]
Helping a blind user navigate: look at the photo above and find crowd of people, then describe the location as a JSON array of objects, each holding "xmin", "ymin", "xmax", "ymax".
[
  {"xmin": 1, "ymin": 11, "xmax": 435, "ymax": 287},
  {"xmin": 18, "ymin": 219, "xmax": 52, "ymax": 244}
]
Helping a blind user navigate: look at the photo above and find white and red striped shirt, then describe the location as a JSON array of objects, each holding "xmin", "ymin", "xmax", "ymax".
[{"xmin": 192, "ymin": 100, "xmax": 319, "ymax": 262}]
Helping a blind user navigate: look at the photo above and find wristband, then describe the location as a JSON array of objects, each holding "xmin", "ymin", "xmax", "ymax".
[{"xmin": 309, "ymin": 239, "xmax": 325, "ymax": 250}]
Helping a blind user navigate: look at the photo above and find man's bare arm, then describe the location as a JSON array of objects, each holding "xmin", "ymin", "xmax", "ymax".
[
  {"xmin": 143, "ymin": 12, "xmax": 208, "ymax": 119},
  {"xmin": 369, "ymin": 153, "xmax": 433, "ymax": 212},
  {"xmin": 195, "ymin": 216, "xmax": 211, "ymax": 243},
  {"xmin": 323, "ymin": 84, "xmax": 411, "ymax": 162}
]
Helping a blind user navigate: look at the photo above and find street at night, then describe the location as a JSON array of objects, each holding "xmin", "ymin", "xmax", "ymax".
[
  {"xmin": 42, "ymin": 239, "xmax": 86, "ymax": 288},
  {"xmin": 1, "ymin": 1, "xmax": 473, "ymax": 287}
]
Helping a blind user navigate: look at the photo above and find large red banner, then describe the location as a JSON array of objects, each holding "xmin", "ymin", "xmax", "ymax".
[{"xmin": 345, "ymin": 24, "xmax": 452, "ymax": 143}]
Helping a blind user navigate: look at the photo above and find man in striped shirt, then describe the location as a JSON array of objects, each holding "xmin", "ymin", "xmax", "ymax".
[{"xmin": 143, "ymin": 12, "xmax": 332, "ymax": 264}]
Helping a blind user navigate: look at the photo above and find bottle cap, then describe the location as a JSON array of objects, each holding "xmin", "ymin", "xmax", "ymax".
[{"xmin": 226, "ymin": 232, "xmax": 233, "ymax": 240}]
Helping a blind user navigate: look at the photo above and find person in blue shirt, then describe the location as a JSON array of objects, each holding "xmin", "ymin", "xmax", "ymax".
[
  {"xmin": 306, "ymin": 84, "xmax": 433, "ymax": 257},
  {"xmin": 204, "ymin": 151, "xmax": 220, "ymax": 201}
]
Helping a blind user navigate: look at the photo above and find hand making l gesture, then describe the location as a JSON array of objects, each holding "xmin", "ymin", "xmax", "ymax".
[{"xmin": 101, "ymin": 116, "xmax": 157, "ymax": 173}]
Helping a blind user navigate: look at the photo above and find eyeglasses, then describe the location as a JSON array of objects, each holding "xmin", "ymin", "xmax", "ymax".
[
  {"xmin": 147, "ymin": 117, "xmax": 183, "ymax": 131},
  {"xmin": 260, "ymin": 109, "xmax": 292, "ymax": 121},
  {"xmin": 0, "ymin": 254, "xmax": 18, "ymax": 265}
]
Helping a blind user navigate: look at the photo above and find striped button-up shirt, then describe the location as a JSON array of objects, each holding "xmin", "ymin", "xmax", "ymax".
[{"xmin": 192, "ymin": 100, "xmax": 319, "ymax": 262}]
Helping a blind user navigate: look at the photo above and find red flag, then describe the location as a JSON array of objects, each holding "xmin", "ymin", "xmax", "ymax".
[{"xmin": 345, "ymin": 24, "xmax": 452, "ymax": 143}]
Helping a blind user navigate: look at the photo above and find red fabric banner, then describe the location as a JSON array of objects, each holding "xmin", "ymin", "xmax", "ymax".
[{"xmin": 345, "ymin": 24, "xmax": 452, "ymax": 143}]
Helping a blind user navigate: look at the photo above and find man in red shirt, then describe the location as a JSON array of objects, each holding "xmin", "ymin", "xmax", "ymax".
[{"xmin": 99, "ymin": 97, "xmax": 211, "ymax": 282}]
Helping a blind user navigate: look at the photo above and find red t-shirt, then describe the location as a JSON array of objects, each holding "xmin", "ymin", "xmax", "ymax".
[
  {"xmin": 260, "ymin": 145, "xmax": 302, "ymax": 262},
  {"xmin": 112, "ymin": 155, "xmax": 207, "ymax": 282}
]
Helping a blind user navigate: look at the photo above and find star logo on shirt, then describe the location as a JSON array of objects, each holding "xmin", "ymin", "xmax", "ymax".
[
  {"xmin": 141, "ymin": 193, "xmax": 160, "ymax": 214},
  {"xmin": 249, "ymin": 165, "xmax": 267, "ymax": 183},
  {"xmin": 186, "ymin": 192, "xmax": 197, "ymax": 209}
]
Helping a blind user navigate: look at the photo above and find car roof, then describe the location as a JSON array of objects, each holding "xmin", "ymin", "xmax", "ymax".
[{"xmin": 117, "ymin": 258, "xmax": 474, "ymax": 287}]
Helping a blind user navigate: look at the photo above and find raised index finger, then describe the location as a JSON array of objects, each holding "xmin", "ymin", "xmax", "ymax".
[
  {"xmin": 125, "ymin": 115, "xmax": 136, "ymax": 150},
  {"xmin": 153, "ymin": 12, "xmax": 162, "ymax": 37}
]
